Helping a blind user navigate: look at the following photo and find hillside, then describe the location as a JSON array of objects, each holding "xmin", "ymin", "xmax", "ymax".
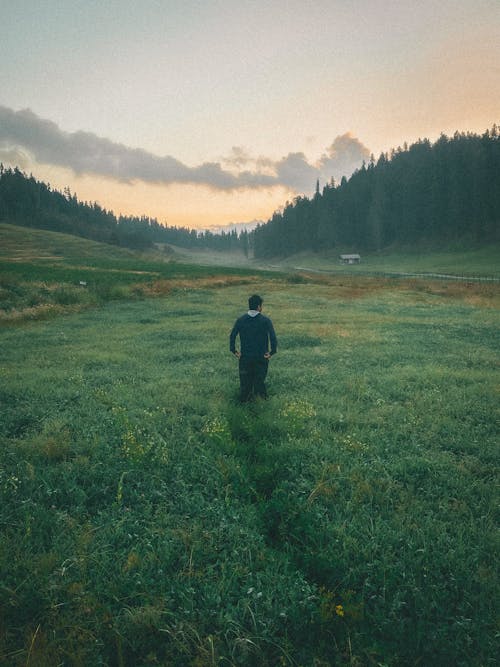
[
  {"xmin": 272, "ymin": 245, "xmax": 500, "ymax": 279},
  {"xmin": 0, "ymin": 221, "xmax": 164, "ymax": 263},
  {"xmin": 253, "ymin": 128, "xmax": 500, "ymax": 258},
  {"xmin": 3, "ymin": 222, "xmax": 498, "ymax": 294},
  {"xmin": 0, "ymin": 223, "xmax": 266, "ymax": 322},
  {"xmin": 0, "ymin": 166, "xmax": 247, "ymax": 253}
]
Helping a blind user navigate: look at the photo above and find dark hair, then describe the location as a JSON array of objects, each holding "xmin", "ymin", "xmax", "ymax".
[{"xmin": 248, "ymin": 294, "xmax": 263, "ymax": 310}]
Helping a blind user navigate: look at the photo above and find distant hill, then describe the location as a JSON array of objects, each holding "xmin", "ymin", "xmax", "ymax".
[
  {"xmin": 0, "ymin": 165, "xmax": 247, "ymax": 253},
  {"xmin": 253, "ymin": 127, "xmax": 500, "ymax": 258},
  {"xmin": 0, "ymin": 221, "xmax": 162, "ymax": 264}
]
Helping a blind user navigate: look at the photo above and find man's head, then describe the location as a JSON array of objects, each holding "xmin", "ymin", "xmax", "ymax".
[{"xmin": 248, "ymin": 294, "xmax": 263, "ymax": 311}]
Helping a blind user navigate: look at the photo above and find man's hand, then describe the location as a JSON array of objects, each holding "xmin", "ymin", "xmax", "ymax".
[
  {"xmin": 264, "ymin": 352, "xmax": 271, "ymax": 359},
  {"xmin": 233, "ymin": 351, "xmax": 241, "ymax": 359}
]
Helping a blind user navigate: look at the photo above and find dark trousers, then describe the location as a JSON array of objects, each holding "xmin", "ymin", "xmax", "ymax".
[{"xmin": 239, "ymin": 356, "xmax": 269, "ymax": 401}]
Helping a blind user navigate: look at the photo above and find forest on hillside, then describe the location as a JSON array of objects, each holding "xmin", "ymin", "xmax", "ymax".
[
  {"xmin": 0, "ymin": 164, "xmax": 249, "ymax": 254},
  {"xmin": 1, "ymin": 128, "xmax": 499, "ymax": 258},
  {"xmin": 253, "ymin": 127, "xmax": 500, "ymax": 258}
]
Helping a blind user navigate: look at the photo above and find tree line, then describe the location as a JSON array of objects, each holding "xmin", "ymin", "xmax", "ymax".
[
  {"xmin": 0, "ymin": 165, "xmax": 249, "ymax": 254},
  {"xmin": 252, "ymin": 127, "xmax": 500, "ymax": 258},
  {"xmin": 2, "ymin": 127, "xmax": 499, "ymax": 259}
]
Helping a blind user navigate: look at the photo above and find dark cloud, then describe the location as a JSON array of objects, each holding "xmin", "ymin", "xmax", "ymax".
[
  {"xmin": 0, "ymin": 105, "xmax": 370, "ymax": 192},
  {"xmin": 275, "ymin": 152, "xmax": 320, "ymax": 192}
]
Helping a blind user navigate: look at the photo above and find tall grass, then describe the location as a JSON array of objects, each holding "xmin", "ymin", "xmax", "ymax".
[{"xmin": 0, "ymin": 277, "xmax": 498, "ymax": 665}]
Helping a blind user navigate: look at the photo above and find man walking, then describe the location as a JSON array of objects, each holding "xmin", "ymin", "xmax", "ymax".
[{"xmin": 229, "ymin": 294, "xmax": 277, "ymax": 402}]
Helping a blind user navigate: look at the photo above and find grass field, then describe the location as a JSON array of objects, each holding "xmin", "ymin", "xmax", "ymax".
[
  {"xmin": 143, "ymin": 242, "xmax": 500, "ymax": 280},
  {"xmin": 0, "ymin": 224, "xmax": 499, "ymax": 665},
  {"xmin": 1, "ymin": 224, "xmax": 499, "ymax": 327},
  {"xmin": 272, "ymin": 244, "xmax": 500, "ymax": 279},
  {"xmin": 0, "ymin": 223, "xmax": 272, "ymax": 323}
]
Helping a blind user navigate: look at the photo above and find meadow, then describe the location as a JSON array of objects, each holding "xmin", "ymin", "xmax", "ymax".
[
  {"xmin": 0, "ymin": 223, "xmax": 268, "ymax": 323},
  {"xmin": 273, "ymin": 244, "xmax": 500, "ymax": 279},
  {"xmin": 0, "ymin": 224, "xmax": 499, "ymax": 666}
]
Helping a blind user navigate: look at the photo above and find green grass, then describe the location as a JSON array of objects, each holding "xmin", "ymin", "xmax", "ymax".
[
  {"xmin": 0, "ymin": 223, "xmax": 274, "ymax": 321},
  {"xmin": 273, "ymin": 244, "xmax": 500, "ymax": 278},
  {"xmin": 2, "ymin": 225, "xmax": 498, "ymax": 325},
  {"xmin": 1, "ymin": 271, "xmax": 499, "ymax": 665}
]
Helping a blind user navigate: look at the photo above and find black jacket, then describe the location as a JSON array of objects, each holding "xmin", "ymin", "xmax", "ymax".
[{"xmin": 229, "ymin": 313, "xmax": 277, "ymax": 358}]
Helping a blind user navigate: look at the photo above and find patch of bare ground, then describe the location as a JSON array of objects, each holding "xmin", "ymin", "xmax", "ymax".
[
  {"xmin": 5, "ymin": 255, "xmax": 64, "ymax": 262},
  {"xmin": 0, "ymin": 303, "xmax": 84, "ymax": 323},
  {"xmin": 313, "ymin": 324, "xmax": 351, "ymax": 338},
  {"xmin": 285, "ymin": 273, "xmax": 500, "ymax": 310},
  {"xmin": 292, "ymin": 273, "xmax": 394, "ymax": 299},
  {"xmin": 137, "ymin": 274, "xmax": 262, "ymax": 296},
  {"xmin": 404, "ymin": 279, "xmax": 500, "ymax": 307}
]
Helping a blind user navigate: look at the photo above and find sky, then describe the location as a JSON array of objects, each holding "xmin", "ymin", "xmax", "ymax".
[{"xmin": 1, "ymin": 0, "xmax": 499, "ymax": 230}]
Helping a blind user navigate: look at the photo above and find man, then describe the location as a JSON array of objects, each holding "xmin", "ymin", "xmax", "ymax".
[{"xmin": 229, "ymin": 294, "xmax": 277, "ymax": 402}]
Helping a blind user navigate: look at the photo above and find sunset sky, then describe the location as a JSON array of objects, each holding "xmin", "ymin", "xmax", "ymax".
[{"xmin": 1, "ymin": 0, "xmax": 499, "ymax": 230}]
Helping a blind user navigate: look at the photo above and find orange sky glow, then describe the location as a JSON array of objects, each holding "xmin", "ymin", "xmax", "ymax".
[{"xmin": 1, "ymin": 0, "xmax": 498, "ymax": 229}]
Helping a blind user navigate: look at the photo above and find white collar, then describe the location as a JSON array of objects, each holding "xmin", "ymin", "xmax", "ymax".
[{"xmin": 248, "ymin": 310, "xmax": 260, "ymax": 317}]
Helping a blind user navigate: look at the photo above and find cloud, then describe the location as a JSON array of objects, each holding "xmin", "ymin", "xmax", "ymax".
[
  {"xmin": 0, "ymin": 106, "xmax": 274, "ymax": 190},
  {"xmin": 221, "ymin": 146, "xmax": 255, "ymax": 170},
  {"xmin": 0, "ymin": 146, "xmax": 31, "ymax": 169},
  {"xmin": 317, "ymin": 133, "xmax": 371, "ymax": 184},
  {"xmin": 275, "ymin": 152, "xmax": 320, "ymax": 192},
  {"xmin": 0, "ymin": 105, "xmax": 370, "ymax": 193}
]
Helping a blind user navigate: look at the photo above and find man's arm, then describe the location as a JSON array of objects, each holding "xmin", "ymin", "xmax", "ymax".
[
  {"xmin": 268, "ymin": 320, "xmax": 277, "ymax": 356},
  {"xmin": 229, "ymin": 320, "xmax": 240, "ymax": 356}
]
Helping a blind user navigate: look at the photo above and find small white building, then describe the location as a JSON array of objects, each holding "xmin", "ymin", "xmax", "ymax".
[{"xmin": 339, "ymin": 254, "xmax": 361, "ymax": 265}]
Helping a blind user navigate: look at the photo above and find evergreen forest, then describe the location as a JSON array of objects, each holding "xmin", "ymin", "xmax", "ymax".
[
  {"xmin": 253, "ymin": 127, "xmax": 500, "ymax": 257},
  {"xmin": 0, "ymin": 164, "xmax": 248, "ymax": 254}
]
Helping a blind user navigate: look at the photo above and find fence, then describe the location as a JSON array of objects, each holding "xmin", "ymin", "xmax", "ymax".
[{"xmin": 293, "ymin": 266, "xmax": 500, "ymax": 283}]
